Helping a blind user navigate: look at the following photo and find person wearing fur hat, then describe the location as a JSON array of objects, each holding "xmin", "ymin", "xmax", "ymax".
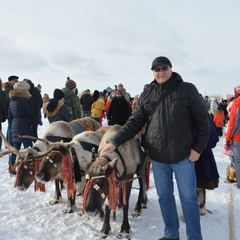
[
  {"xmin": 61, "ymin": 77, "xmax": 81, "ymax": 119},
  {"xmin": 8, "ymin": 81, "xmax": 34, "ymax": 174},
  {"xmin": 225, "ymin": 84, "xmax": 240, "ymax": 189},
  {"xmin": 45, "ymin": 89, "xmax": 73, "ymax": 123},
  {"xmin": 3, "ymin": 75, "xmax": 19, "ymax": 146}
]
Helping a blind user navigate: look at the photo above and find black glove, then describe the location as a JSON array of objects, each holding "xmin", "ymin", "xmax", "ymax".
[{"xmin": 226, "ymin": 140, "xmax": 231, "ymax": 147}]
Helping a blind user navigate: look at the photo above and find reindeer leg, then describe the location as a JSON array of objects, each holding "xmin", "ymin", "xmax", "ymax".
[
  {"xmin": 132, "ymin": 173, "xmax": 147, "ymax": 217},
  {"xmin": 119, "ymin": 181, "xmax": 132, "ymax": 239},
  {"xmin": 63, "ymin": 190, "xmax": 76, "ymax": 213},
  {"xmin": 99, "ymin": 206, "xmax": 111, "ymax": 238},
  {"xmin": 59, "ymin": 178, "xmax": 65, "ymax": 190},
  {"xmin": 197, "ymin": 188, "xmax": 206, "ymax": 215},
  {"xmin": 132, "ymin": 166, "xmax": 148, "ymax": 217},
  {"xmin": 49, "ymin": 179, "xmax": 62, "ymax": 205}
]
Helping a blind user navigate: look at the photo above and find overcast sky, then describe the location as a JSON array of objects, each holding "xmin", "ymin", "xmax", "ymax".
[{"xmin": 1, "ymin": 0, "xmax": 239, "ymax": 98}]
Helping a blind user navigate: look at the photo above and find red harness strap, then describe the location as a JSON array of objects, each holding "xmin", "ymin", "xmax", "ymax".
[
  {"xmin": 82, "ymin": 171, "xmax": 119, "ymax": 215},
  {"xmin": 61, "ymin": 154, "xmax": 75, "ymax": 199},
  {"xmin": 34, "ymin": 160, "xmax": 46, "ymax": 192}
]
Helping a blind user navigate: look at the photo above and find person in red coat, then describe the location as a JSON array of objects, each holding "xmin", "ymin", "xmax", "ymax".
[{"xmin": 225, "ymin": 84, "xmax": 240, "ymax": 189}]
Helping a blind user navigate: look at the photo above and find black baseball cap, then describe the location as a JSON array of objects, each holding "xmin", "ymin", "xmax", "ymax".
[{"xmin": 151, "ymin": 56, "xmax": 172, "ymax": 70}]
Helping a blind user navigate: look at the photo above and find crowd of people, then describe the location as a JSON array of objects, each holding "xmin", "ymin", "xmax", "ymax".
[{"xmin": 0, "ymin": 55, "xmax": 239, "ymax": 240}]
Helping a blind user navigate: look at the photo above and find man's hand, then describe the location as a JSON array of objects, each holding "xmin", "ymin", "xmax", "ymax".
[
  {"xmin": 189, "ymin": 149, "xmax": 200, "ymax": 162},
  {"xmin": 225, "ymin": 140, "xmax": 231, "ymax": 147},
  {"xmin": 100, "ymin": 143, "xmax": 116, "ymax": 155}
]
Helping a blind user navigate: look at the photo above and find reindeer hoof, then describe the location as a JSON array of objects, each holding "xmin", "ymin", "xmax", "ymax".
[
  {"xmin": 63, "ymin": 205, "xmax": 74, "ymax": 213},
  {"xmin": 49, "ymin": 199, "xmax": 59, "ymax": 205},
  {"xmin": 142, "ymin": 204, "xmax": 147, "ymax": 209},
  {"xmin": 132, "ymin": 209, "xmax": 140, "ymax": 217},
  {"xmin": 77, "ymin": 211, "xmax": 83, "ymax": 217},
  {"xmin": 118, "ymin": 232, "xmax": 131, "ymax": 239}
]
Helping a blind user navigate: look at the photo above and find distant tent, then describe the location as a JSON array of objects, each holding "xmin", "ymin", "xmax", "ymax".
[{"xmin": 104, "ymin": 86, "xmax": 113, "ymax": 92}]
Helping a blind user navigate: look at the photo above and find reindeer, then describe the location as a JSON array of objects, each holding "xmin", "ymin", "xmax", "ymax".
[
  {"xmin": 82, "ymin": 124, "xmax": 148, "ymax": 239},
  {"xmin": 35, "ymin": 128, "xmax": 109, "ymax": 213},
  {"xmin": 0, "ymin": 117, "xmax": 100, "ymax": 204}
]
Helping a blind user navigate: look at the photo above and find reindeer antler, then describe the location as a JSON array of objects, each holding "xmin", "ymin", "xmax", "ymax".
[
  {"xmin": 26, "ymin": 149, "xmax": 53, "ymax": 160},
  {"xmin": 0, "ymin": 131, "xmax": 19, "ymax": 157}
]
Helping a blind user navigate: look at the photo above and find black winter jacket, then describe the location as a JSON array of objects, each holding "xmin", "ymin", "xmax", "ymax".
[
  {"xmin": 0, "ymin": 90, "xmax": 7, "ymax": 123},
  {"xmin": 108, "ymin": 97, "xmax": 131, "ymax": 126},
  {"xmin": 111, "ymin": 72, "xmax": 210, "ymax": 164}
]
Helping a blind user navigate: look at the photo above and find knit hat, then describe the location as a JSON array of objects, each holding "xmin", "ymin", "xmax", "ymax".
[
  {"xmin": 53, "ymin": 88, "xmax": 65, "ymax": 99},
  {"xmin": 151, "ymin": 56, "xmax": 172, "ymax": 70},
  {"xmin": 65, "ymin": 77, "xmax": 76, "ymax": 89},
  {"xmin": 13, "ymin": 81, "xmax": 30, "ymax": 91},
  {"xmin": 234, "ymin": 84, "xmax": 240, "ymax": 99},
  {"xmin": 8, "ymin": 75, "xmax": 19, "ymax": 82}
]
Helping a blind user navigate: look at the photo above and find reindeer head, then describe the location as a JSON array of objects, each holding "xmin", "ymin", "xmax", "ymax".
[
  {"xmin": 36, "ymin": 142, "xmax": 72, "ymax": 183},
  {"xmin": 83, "ymin": 156, "xmax": 118, "ymax": 214}
]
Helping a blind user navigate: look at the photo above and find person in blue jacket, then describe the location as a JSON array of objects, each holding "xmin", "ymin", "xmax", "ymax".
[
  {"xmin": 8, "ymin": 81, "xmax": 34, "ymax": 174},
  {"xmin": 45, "ymin": 88, "xmax": 73, "ymax": 123}
]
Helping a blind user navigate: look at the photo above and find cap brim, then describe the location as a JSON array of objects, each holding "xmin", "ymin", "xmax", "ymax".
[{"xmin": 151, "ymin": 63, "xmax": 168, "ymax": 70}]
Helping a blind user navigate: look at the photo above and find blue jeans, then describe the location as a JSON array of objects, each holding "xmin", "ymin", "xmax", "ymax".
[
  {"xmin": 152, "ymin": 157, "xmax": 202, "ymax": 240},
  {"xmin": 232, "ymin": 141, "xmax": 240, "ymax": 188}
]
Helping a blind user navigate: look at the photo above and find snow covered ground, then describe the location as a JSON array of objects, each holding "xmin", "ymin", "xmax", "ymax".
[{"xmin": 0, "ymin": 118, "xmax": 239, "ymax": 240}]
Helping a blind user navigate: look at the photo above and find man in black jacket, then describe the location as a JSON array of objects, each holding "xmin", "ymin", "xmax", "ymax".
[
  {"xmin": 23, "ymin": 79, "xmax": 43, "ymax": 139},
  {"xmin": 101, "ymin": 56, "xmax": 209, "ymax": 240}
]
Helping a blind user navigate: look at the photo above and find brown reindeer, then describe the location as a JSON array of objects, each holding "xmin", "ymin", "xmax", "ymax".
[
  {"xmin": 82, "ymin": 124, "xmax": 148, "ymax": 239},
  {"xmin": 0, "ymin": 117, "xmax": 100, "ymax": 204},
  {"xmin": 36, "ymin": 129, "xmax": 107, "ymax": 213}
]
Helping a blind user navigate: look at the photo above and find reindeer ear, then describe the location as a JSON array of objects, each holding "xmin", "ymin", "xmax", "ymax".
[
  {"xmin": 108, "ymin": 158, "xmax": 118, "ymax": 170},
  {"xmin": 101, "ymin": 158, "xmax": 118, "ymax": 173},
  {"xmin": 66, "ymin": 141, "xmax": 74, "ymax": 150}
]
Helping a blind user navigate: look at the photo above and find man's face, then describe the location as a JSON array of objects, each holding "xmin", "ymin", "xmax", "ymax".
[
  {"xmin": 117, "ymin": 85, "xmax": 123, "ymax": 91},
  {"xmin": 152, "ymin": 65, "xmax": 172, "ymax": 84},
  {"xmin": 10, "ymin": 79, "xmax": 18, "ymax": 84}
]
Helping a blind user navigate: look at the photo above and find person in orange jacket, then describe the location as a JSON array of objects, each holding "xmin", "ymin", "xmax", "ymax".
[{"xmin": 213, "ymin": 106, "xmax": 225, "ymax": 137}]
